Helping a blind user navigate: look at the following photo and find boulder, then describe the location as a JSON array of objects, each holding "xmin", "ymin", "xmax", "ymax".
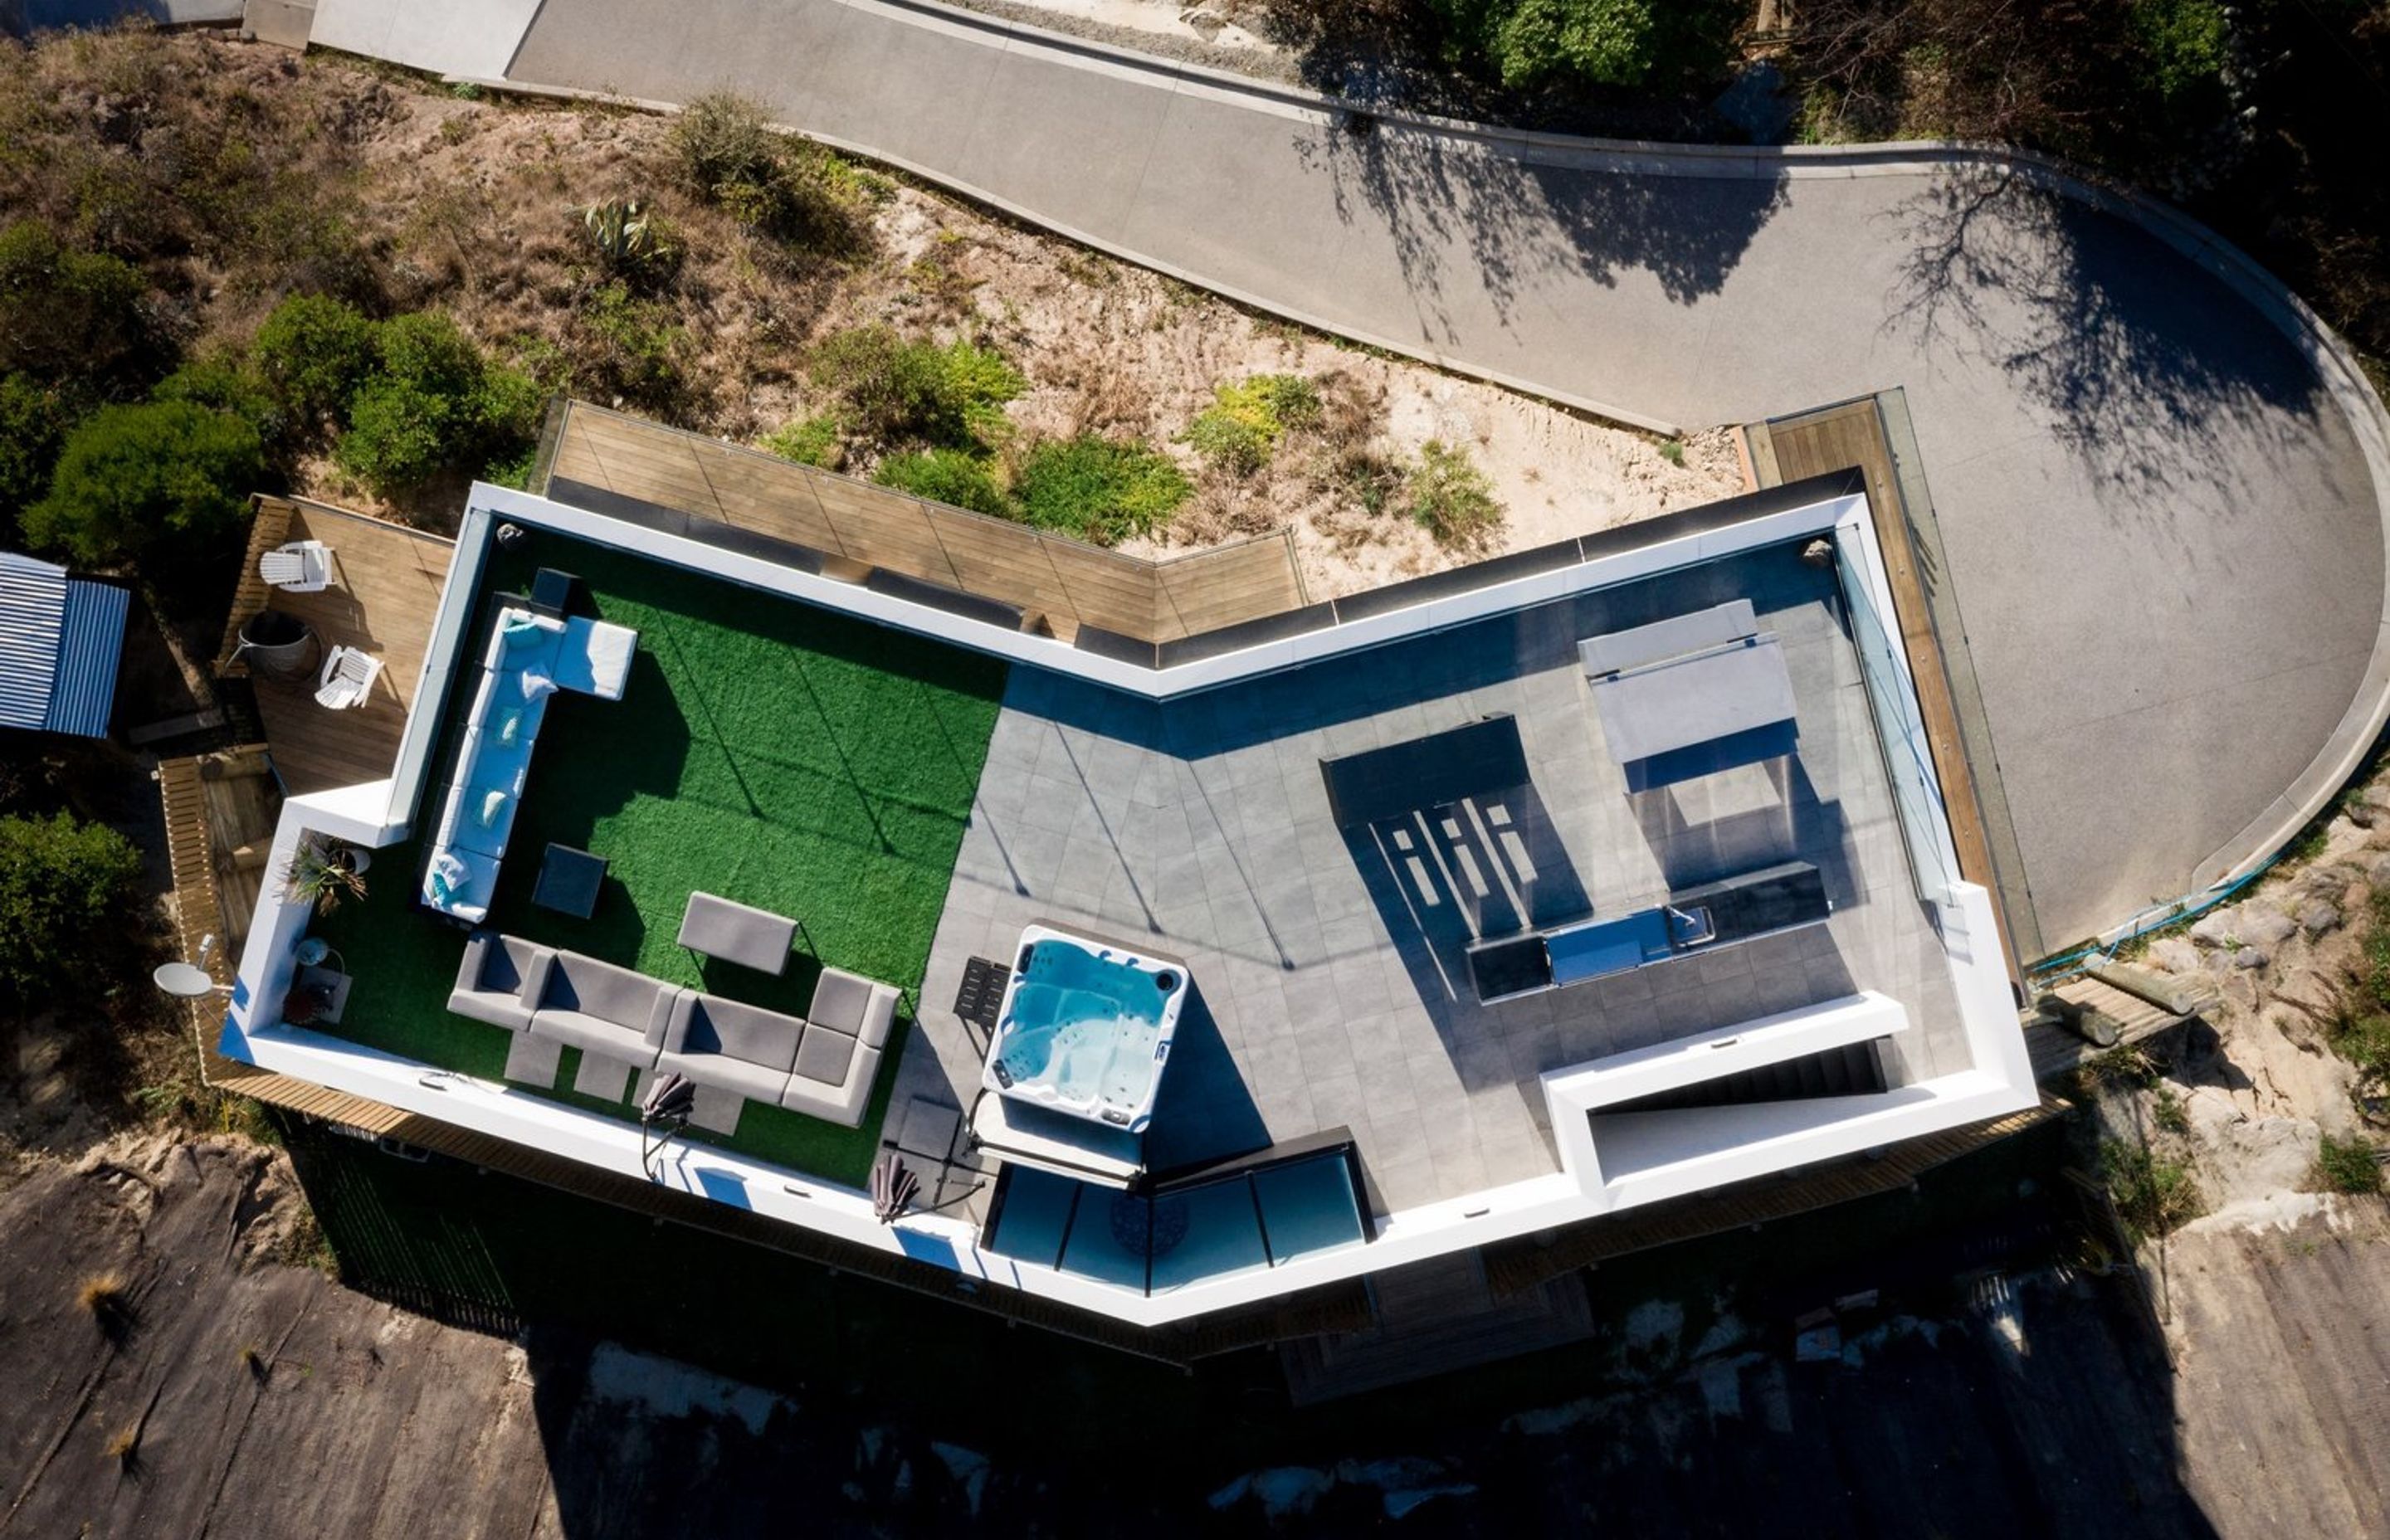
[
  {"xmin": 2188, "ymin": 908, "xmax": 2239, "ymax": 948},
  {"xmin": 2147, "ymin": 937, "xmax": 2202, "ymax": 976},
  {"xmin": 2234, "ymin": 947, "xmax": 2268, "ymax": 970},
  {"xmin": 2299, "ymin": 900, "xmax": 2341, "ymax": 936},
  {"xmin": 2238, "ymin": 907, "xmax": 2300, "ymax": 947},
  {"xmin": 2369, "ymin": 852, "xmax": 2390, "ymax": 889}
]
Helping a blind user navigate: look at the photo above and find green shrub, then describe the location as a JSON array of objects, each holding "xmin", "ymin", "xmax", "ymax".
[
  {"xmin": 875, "ymin": 448, "xmax": 1012, "ymax": 518},
  {"xmin": 761, "ymin": 413, "xmax": 845, "ymax": 470},
  {"xmin": 252, "ymin": 294, "xmax": 378, "ymax": 435},
  {"xmin": 0, "ymin": 811, "xmax": 143, "ymax": 1008},
  {"xmin": 1012, "ymin": 436, "xmax": 1190, "ymax": 545},
  {"xmin": 334, "ymin": 312, "xmax": 541, "ymax": 500},
  {"xmin": 670, "ymin": 91, "xmax": 784, "ymax": 199},
  {"xmin": 0, "ymin": 222, "xmax": 151, "ymax": 386},
  {"xmin": 671, "ymin": 90, "xmax": 863, "ymax": 251},
  {"xmin": 807, "ymin": 327, "xmax": 1022, "ymax": 449},
  {"xmin": 22, "ymin": 401, "xmax": 261, "ymax": 564},
  {"xmin": 153, "ymin": 354, "xmax": 279, "ymax": 444},
  {"xmin": 1404, "ymin": 440, "xmax": 1502, "ymax": 546},
  {"xmin": 1185, "ymin": 373, "xmax": 1323, "ymax": 475},
  {"xmin": 2328, "ymin": 1011, "xmax": 2390, "ymax": 1077},
  {"xmin": 2314, "ymin": 1133, "xmax": 2383, "ymax": 1196},
  {"xmin": 0, "ymin": 373, "xmax": 70, "ymax": 529},
  {"xmin": 2101, "ymin": 1138, "xmax": 2201, "ymax": 1241},
  {"xmin": 1434, "ymin": 0, "xmax": 1659, "ymax": 88},
  {"xmin": 576, "ymin": 281, "xmax": 684, "ymax": 407},
  {"xmin": 481, "ymin": 446, "xmax": 539, "ymax": 491},
  {"xmin": 2133, "ymin": 0, "xmax": 2231, "ymax": 101}
]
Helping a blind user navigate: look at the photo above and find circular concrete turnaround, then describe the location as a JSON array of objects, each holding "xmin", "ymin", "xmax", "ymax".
[{"xmin": 495, "ymin": 0, "xmax": 2390, "ymax": 953}]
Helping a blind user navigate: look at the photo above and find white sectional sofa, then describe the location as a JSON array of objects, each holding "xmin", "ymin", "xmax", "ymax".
[{"xmin": 422, "ymin": 605, "xmax": 638, "ymax": 923}]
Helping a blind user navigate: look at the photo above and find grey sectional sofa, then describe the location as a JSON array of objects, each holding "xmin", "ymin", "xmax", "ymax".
[{"xmin": 448, "ymin": 931, "xmax": 896, "ymax": 1132}]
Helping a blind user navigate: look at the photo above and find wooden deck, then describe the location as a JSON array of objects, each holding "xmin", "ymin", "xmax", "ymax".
[
  {"xmin": 2027, "ymin": 975, "xmax": 2210, "ymax": 1083},
  {"xmin": 546, "ymin": 402, "xmax": 1307, "ymax": 644},
  {"xmin": 219, "ymin": 497, "xmax": 457, "ymax": 796},
  {"xmin": 1746, "ymin": 397, "xmax": 2033, "ymax": 980}
]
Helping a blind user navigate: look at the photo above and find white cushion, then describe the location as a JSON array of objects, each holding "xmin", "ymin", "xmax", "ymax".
[{"xmin": 558, "ymin": 617, "xmax": 638, "ymax": 700}]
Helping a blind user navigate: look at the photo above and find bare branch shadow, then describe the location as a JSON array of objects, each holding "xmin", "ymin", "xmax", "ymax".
[
  {"xmin": 1878, "ymin": 164, "xmax": 2322, "ymax": 521},
  {"xmin": 1297, "ymin": 119, "xmax": 1788, "ymax": 344}
]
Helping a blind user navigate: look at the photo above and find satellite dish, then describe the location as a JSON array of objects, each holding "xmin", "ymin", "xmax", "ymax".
[{"xmin": 154, "ymin": 962, "xmax": 222, "ymax": 998}]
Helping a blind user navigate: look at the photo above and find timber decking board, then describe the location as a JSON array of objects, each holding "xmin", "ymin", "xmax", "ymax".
[
  {"xmin": 199, "ymin": 752, "xmax": 278, "ymax": 943},
  {"xmin": 1154, "ymin": 534, "xmax": 1307, "ymax": 635},
  {"xmin": 2027, "ymin": 976, "xmax": 2202, "ymax": 1082},
  {"xmin": 1754, "ymin": 400, "xmax": 2022, "ymax": 984},
  {"xmin": 223, "ymin": 500, "xmax": 456, "ymax": 797},
  {"xmin": 550, "ymin": 403, "xmax": 1309, "ymax": 645},
  {"xmin": 216, "ymin": 499, "xmax": 293, "ymax": 672}
]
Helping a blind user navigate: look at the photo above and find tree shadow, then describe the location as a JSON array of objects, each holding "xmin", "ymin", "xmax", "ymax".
[
  {"xmin": 1298, "ymin": 118, "xmax": 1788, "ymax": 344},
  {"xmin": 1877, "ymin": 163, "xmax": 2324, "ymax": 522}
]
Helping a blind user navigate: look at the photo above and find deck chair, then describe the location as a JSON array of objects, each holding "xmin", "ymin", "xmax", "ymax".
[
  {"xmin": 315, "ymin": 646, "xmax": 383, "ymax": 709},
  {"xmin": 259, "ymin": 540, "xmax": 333, "ymax": 592}
]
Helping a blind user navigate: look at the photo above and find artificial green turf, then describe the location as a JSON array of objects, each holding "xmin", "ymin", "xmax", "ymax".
[{"xmin": 309, "ymin": 533, "xmax": 1006, "ymax": 1185}]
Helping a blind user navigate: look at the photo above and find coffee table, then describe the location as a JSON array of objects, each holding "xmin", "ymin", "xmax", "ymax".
[
  {"xmin": 678, "ymin": 890, "xmax": 799, "ymax": 975},
  {"xmin": 533, "ymin": 844, "xmax": 607, "ymax": 919}
]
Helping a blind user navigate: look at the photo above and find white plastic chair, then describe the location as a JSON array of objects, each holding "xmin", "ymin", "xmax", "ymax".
[
  {"xmin": 315, "ymin": 646, "xmax": 383, "ymax": 709},
  {"xmin": 260, "ymin": 540, "xmax": 333, "ymax": 592}
]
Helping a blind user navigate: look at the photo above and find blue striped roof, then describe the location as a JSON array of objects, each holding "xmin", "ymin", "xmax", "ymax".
[
  {"xmin": 0, "ymin": 551, "xmax": 126, "ymax": 739},
  {"xmin": 0, "ymin": 552, "xmax": 65, "ymax": 731},
  {"xmin": 45, "ymin": 579, "xmax": 128, "ymax": 737}
]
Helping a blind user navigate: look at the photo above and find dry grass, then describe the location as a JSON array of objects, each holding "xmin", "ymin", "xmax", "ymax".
[
  {"xmin": 76, "ymin": 1269, "xmax": 127, "ymax": 1317},
  {"xmin": 2, "ymin": 30, "xmax": 1740, "ymax": 573}
]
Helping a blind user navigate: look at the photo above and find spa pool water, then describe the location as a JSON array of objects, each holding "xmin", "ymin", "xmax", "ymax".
[{"xmin": 983, "ymin": 927, "xmax": 1185, "ymax": 1131}]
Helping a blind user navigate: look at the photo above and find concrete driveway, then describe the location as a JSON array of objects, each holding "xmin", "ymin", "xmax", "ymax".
[{"xmin": 473, "ymin": 0, "xmax": 2389, "ymax": 951}]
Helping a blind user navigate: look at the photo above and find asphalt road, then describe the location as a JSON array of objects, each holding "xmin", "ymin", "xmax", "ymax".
[{"xmin": 479, "ymin": 0, "xmax": 2390, "ymax": 948}]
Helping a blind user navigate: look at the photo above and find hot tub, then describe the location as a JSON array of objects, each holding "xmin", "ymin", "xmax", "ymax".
[{"xmin": 983, "ymin": 924, "xmax": 1186, "ymax": 1133}]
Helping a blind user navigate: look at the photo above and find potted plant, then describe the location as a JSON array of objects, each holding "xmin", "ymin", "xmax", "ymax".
[
  {"xmin": 284, "ymin": 839, "xmax": 368, "ymax": 916},
  {"xmin": 281, "ymin": 979, "xmax": 337, "ymax": 1026}
]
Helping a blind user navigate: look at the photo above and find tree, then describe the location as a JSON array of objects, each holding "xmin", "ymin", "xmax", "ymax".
[
  {"xmin": 0, "ymin": 373, "xmax": 68, "ymax": 534},
  {"xmin": 0, "ymin": 811, "xmax": 144, "ymax": 1008},
  {"xmin": 1461, "ymin": 0, "xmax": 1659, "ymax": 88},
  {"xmin": 21, "ymin": 402, "xmax": 262, "ymax": 564},
  {"xmin": 333, "ymin": 312, "xmax": 541, "ymax": 500},
  {"xmin": 0, "ymin": 222, "xmax": 151, "ymax": 387},
  {"xmin": 252, "ymin": 293, "xmax": 378, "ymax": 436}
]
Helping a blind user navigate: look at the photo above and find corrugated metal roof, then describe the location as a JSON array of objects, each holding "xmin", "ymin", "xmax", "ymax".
[
  {"xmin": 44, "ymin": 578, "xmax": 128, "ymax": 738},
  {"xmin": 0, "ymin": 551, "xmax": 66, "ymax": 732},
  {"xmin": 0, "ymin": 552, "xmax": 125, "ymax": 738}
]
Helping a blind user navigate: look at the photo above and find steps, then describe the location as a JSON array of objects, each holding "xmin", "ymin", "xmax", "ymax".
[{"xmin": 1604, "ymin": 1038, "xmax": 1890, "ymax": 1117}]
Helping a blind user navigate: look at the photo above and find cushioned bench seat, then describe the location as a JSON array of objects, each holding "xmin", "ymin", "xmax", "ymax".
[
  {"xmin": 423, "ymin": 607, "xmax": 642, "ymax": 924},
  {"xmin": 451, "ymin": 934, "xmax": 899, "ymax": 1133},
  {"xmin": 655, "ymin": 992, "xmax": 802, "ymax": 1106}
]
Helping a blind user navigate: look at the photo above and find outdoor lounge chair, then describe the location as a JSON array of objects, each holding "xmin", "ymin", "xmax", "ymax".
[
  {"xmin": 259, "ymin": 540, "xmax": 333, "ymax": 592},
  {"xmin": 315, "ymin": 646, "xmax": 383, "ymax": 709}
]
